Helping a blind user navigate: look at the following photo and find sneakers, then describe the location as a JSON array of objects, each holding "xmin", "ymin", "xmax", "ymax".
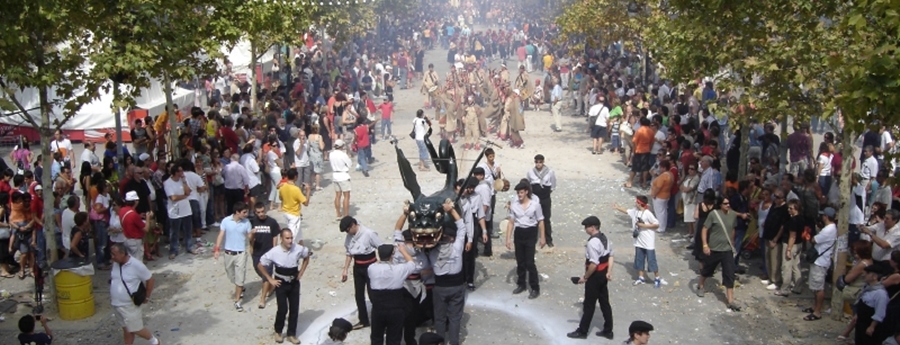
[
  {"xmin": 286, "ymin": 336, "xmax": 301, "ymax": 344},
  {"xmin": 234, "ymin": 301, "xmax": 244, "ymax": 312},
  {"xmin": 654, "ymin": 278, "xmax": 668, "ymax": 288},
  {"xmin": 760, "ymin": 280, "xmax": 770, "ymax": 285},
  {"xmin": 633, "ymin": 277, "xmax": 645, "ymax": 286},
  {"xmin": 766, "ymin": 283, "xmax": 778, "ymax": 290},
  {"xmin": 211, "ymin": 222, "xmax": 221, "ymax": 227},
  {"xmin": 274, "ymin": 332, "xmax": 284, "ymax": 343},
  {"xmin": 696, "ymin": 286, "xmax": 705, "ymax": 298}
]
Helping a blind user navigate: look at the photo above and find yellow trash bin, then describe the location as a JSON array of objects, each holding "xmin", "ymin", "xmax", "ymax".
[{"xmin": 52, "ymin": 259, "xmax": 95, "ymax": 320}]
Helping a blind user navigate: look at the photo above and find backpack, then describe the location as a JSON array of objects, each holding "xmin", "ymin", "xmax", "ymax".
[{"xmin": 797, "ymin": 186, "xmax": 820, "ymax": 221}]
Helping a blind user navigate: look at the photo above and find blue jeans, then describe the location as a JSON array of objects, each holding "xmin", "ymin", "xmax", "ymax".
[
  {"xmin": 168, "ymin": 216, "xmax": 193, "ymax": 255},
  {"xmin": 416, "ymin": 140, "xmax": 429, "ymax": 161},
  {"xmin": 399, "ymin": 68, "xmax": 408, "ymax": 88},
  {"xmin": 610, "ymin": 135, "xmax": 620, "ymax": 150},
  {"xmin": 818, "ymin": 175, "xmax": 832, "ymax": 196},
  {"xmin": 381, "ymin": 120, "xmax": 392, "ymax": 138},
  {"xmin": 357, "ymin": 146, "xmax": 371, "ymax": 172},
  {"xmin": 92, "ymin": 220, "xmax": 109, "ymax": 266},
  {"xmin": 206, "ymin": 187, "xmax": 216, "ymax": 226},
  {"xmin": 733, "ymin": 228, "xmax": 746, "ymax": 266},
  {"xmin": 760, "ymin": 242, "xmax": 769, "ymax": 277},
  {"xmin": 634, "ymin": 247, "xmax": 658, "ymax": 273}
]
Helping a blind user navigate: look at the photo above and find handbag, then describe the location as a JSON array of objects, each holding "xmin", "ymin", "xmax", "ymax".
[
  {"xmin": 805, "ymin": 242, "xmax": 833, "ymax": 264},
  {"xmin": 119, "ymin": 264, "xmax": 147, "ymax": 306}
]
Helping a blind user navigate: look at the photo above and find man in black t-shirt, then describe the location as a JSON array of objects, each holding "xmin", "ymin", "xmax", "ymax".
[{"xmin": 250, "ymin": 202, "xmax": 280, "ymax": 309}]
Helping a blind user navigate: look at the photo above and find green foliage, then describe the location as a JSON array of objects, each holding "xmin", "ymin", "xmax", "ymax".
[{"xmin": 556, "ymin": 0, "xmax": 643, "ymax": 50}]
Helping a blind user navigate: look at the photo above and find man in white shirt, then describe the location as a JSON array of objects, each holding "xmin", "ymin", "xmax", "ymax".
[
  {"xmin": 292, "ymin": 129, "xmax": 312, "ymax": 195},
  {"xmin": 50, "ymin": 130, "xmax": 74, "ymax": 168},
  {"xmin": 806, "ymin": 208, "xmax": 837, "ymax": 320},
  {"xmin": 588, "ymin": 97, "xmax": 609, "ymax": 154},
  {"xmin": 182, "ymin": 162, "xmax": 208, "ymax": 238},
  {"xmin": 61, "ymin": 196, "xmax": 80, "ymax": 255},
  {"xmin": 223, "ymin": 154, "xmax": 251, "ymax": 215},
  {"xmin": 861, "ymin": 209, "xmax": 900, "ymax": 262},
  {"xmin": 413, "ymin": 110, "xmax": 431, "ymax": 171},
  {"xmin": 163, "ymin": 165, "xmax": 195, "ymax": 259},
  {"xmin": 240, "ymin": 147, "xmax": 263, "ymax": 212},
  {"xmin": 550, "ymin": 79, "xmax": 564, "ymax": 132},
  {"xmin": 330, "ymin": 140, "xmax": 353, "ymax": 219},
  {"xmin": 858, "ymin": 146, "xmax": 878, "ymax": 210},
  {"xmin": 109, "ymin": 243, "xmax": 159, "ymax": 345},
  {"xmin": 80, "ymin": 142, "xmax": 101, "ymax": 173}
]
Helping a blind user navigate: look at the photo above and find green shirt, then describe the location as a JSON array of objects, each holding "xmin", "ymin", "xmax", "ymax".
[{"xmin": 703, "ymin": 210, "xmax": 736, "ymax": 252}]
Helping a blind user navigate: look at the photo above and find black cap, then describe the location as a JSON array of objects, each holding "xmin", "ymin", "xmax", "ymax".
[
  {"xmin": 628, "ymin": 320, "xmax": 654, "ymax": 335},
  {"xmin": 331, "ymin": 318, "xmax": 353, "ymax": 333},
  {"xmin": 377, "ymin": 244, "xmax": 395, "ymax": 260},
  {"xmin": 339, "ymin": 216, "xmax": 357, "ymax": 232},
  {"xmin": 581, "ymin": 216, "xmax": 601, "ymax": 227},
  {"xmin": 419, "ymin": 332, "xmax": 444, "ymax": 345},
  {"xmin": 401, "ymin": 230, "xmax": 413, "ymax": 241},
  {"xmin": 534, "ymin": 154, "xmax": 545, "ymax": 162},
  {"xmin": 473, "ymin": 167, "xmax": 485, "ymax": 175}
]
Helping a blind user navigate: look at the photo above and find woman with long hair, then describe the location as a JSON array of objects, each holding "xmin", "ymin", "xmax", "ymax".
[
  {"xmin": 10, "ymin": 139, "xmax": 32, "ymax": 172},
  {"xmin": 690, "ymin": 189, "xmax": 718, "ymax": 271},
  {"xmin": 307, "ymin": 125, "xmax": 326, "ymax": 191},
  {"xmin": 91, "ymin": 179, "xmax": 112, "ymax": 270}
]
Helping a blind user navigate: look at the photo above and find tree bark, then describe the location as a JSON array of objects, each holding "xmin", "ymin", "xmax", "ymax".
[
  {"xmin": 38, "ymin": 84, "xmax": 58, "ymax": 313},
  {"xmin": 830, "ymin": 127, "xmax": 856, "ymax": 320},
  {"xmin": 164, "ymin": 73, "xmax": 179, "ymax": 160},
  {"xmin": 114, "ymin": 80, "xmax": 125, "ymax": 178},
  {"xmin": 250, "ymin": 40, "xmax": 258, "ymax": 117}
]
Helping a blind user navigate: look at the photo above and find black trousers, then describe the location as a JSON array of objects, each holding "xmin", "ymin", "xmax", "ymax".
[
  {"xmin": 540, "ymin": 193, "xmax": 553, "ymax": 245},
  {"xmin": 463, "ymin": 221, "xmax": 483, "ymax": 284},
  {"xmin": 154, "ymin": 188, "xmax": 169, "ymax": 238},
  {"xmin": 577, "ymin": 269, "xmax": 612, "ymax": 334},
  {"xmin": 514, "ymin": 226, "xmax": 539, "ymax": 291},
  {"xmin": 484, "ymin": 195, "xmax": 495, "ymax": 256},
  {"xmin": 371, "ymin": 306, "xmax": 406, "ymax": 345},
  {"xmin": 353, "ymin": 263, "xmax": 372, "ymax": 325},
  {"xmin": 225, "ymin": 188, "xmax": 244, "ymax": 215},
  {"xmin": 274, "ymin": 279, "xmax": 300, "ymax": 335},
  {"xmin": 403, "ymin": 290, "xmax": 422, "ymax": 345}
]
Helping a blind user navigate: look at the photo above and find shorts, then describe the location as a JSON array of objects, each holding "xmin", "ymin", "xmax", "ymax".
[
  {"xmin": 632, "ymin": 153, "xmax": 652, "ymax": 173},
  {"xmin": 189, "ymin": 200, "xmax": 202, "ymax": 229},
  {"xmin": 683, "ymin": 203, "xmax": 697, "ymax": 222},
  {"xmin": 808, "ymin": 264, "xmax": 827, "ymax": 291},
  {"xmin": 249, "ymin": 184, "xmax": 264, "ymax": 198},
  {"xmin": 701, "ymin": 250, "xmax": 736, "ymax": 288},
  {"xmin": 297, "ymin": 165, "xmax": 312, "ymax": 187},
  {"xmin": 634, "ymin": 247, "xmax": 658, "ymax": 273},
  {"xmin": 114, "ymin": 304, "xmax": 144, "ymax": 332},
  {"xmin": 334, "ymin": 180, "xmax": 352, "ymax": 192},
  {"xmin": 590, "ymin": 125, "xmax": 608, "ymax": 139},
  {"xmin": 252, "ymin": 254, "xmax": 273, "ymax": 280},
  {"xmin": 223, "ymin": 251, "xmax": 248, "ymax": 286}
]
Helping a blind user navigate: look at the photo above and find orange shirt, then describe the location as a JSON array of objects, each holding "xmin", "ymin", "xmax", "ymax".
[
  {"xmin": 652, "ymin": 172, "xmax": 674, "ymax": 200},
  {"xmin": 633, "ymin": 126, "xmax": 655, "ymax": 154}
]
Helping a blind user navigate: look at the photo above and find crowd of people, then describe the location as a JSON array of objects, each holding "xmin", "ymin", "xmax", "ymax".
[{"xmin": 6, "ymin": 0, "xmax": 900, "ymax": 344}]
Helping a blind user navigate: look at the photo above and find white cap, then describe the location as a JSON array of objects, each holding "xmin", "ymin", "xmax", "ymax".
[
  {"xmin": 34, "ymin": 184, "xmax": 42, "ymax": 191},
  {"xmin": 334, "ymin": 139, "xmax": 346, "ymax": 148},
  {"xmin": 125, "ymin": 191, "xmax": 140, "ymax": 201},
  {"xmin": 513, "ymin": 89, "xmax": 520, "ymax": 95},
  {"xmin": 138, "ymin": 153, "xmax": 150, "ymax": 161}
]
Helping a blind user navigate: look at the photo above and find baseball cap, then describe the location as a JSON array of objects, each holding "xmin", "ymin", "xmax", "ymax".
[
  {"xmin": 334, "ymin": 139, "xmax": 346, "ymax": 148},
  {"xmin": 581, "ymin": 216, "xmax": 601, "ymax": 227},
  {"xmin": 819, "ymin": 207, "xmax": 836, "ymax": 219},
  {"xmin": 34, "ymin": 184, "xmax": 43, "ymax": 191},
  {"xmin": 125, "ymin": 191, "xmax": 140, "ymax": 201}
]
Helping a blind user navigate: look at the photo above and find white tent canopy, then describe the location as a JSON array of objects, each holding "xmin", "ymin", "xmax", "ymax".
[
  {"xmin": 0, "ymin": 78, "xmax": 194, "ymax": 132},
  {"xmin": 222, "ymin": 39, "xmax": 277, "ymax": 78}
]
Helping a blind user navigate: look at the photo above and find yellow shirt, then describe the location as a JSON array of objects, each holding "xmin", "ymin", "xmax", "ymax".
[
  {"xmin": 279, "ymin": 183, "xmax": 307, "ymax": 216},
  {"xmin": 543, "ymin": 55, "xmax": 553, "ymax": 70}
]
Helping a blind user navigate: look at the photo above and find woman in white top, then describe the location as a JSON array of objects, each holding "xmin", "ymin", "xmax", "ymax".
[
  {"xmin": 816, "ymin": 142, "xmax": 833, "ymax": 196},
  {"xmin": 108, "ymin": 199, "xmax": 126, "ymax": 244}
]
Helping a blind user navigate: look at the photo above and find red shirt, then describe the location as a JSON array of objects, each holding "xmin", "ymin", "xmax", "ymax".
[
  {"xmin": 378, "ymin": 103, "xmax": 394, "ymax": 120},
  {"xmin": 119, "ymin": 205, "xmax": 145, "ymax": 239},
  {"xmin": 354, "ymin": 125, "xmax": 370, "ymax": 148},
  {"xmin": 219, "ymin": 127, "xmax": 240, "ymax": 153},
  {"xmin": 680, "ymin": 149, "xmax": 697, "ymax": 173},
  {"xmin": 669, "ymin": 166, "xmax": 680, "ymax": 195}
]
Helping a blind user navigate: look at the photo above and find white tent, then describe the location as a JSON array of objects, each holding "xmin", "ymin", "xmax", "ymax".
[
  {"xmin": 0, "ymin": 78, "xmax": 194, "ymax": 140},
  {"xmin": 222, "ymin": 40, "xmax": 277, "ymax": 80}
]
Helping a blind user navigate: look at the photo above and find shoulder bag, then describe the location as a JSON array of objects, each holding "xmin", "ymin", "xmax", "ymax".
[
  {"xmin": 712, "ymin": 210, "xmax": 736, "ymax": 255},
  {"xmin": 119, "ymin": 264, "xmax": 147, "ymax": 306},
  {"xmin": 806, "ymin": 241, "xmax": 834, "ymax": 265}
]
